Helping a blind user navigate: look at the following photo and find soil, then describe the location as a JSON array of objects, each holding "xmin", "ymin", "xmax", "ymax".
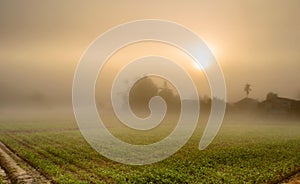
[
  {"xmin": 0, "ymin": 165, "xmax": 10, "ymax": 184},
  {"xmin": 281, "ymin": 173, "xmax": 300, "ymax": 184},
  {"xmin": 0, "ymin": 141, "xmax": 52, "ymax": 184}
]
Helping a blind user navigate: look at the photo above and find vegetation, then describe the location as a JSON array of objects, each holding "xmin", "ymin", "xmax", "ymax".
[
  {"xmin": 0, "ymin": 116, "xmax": 299, "ymax": 183},
  {"xmin": 244, "ymin": 83, "xmax": 252, "ymax": 97},
  {"xmin": 129, "ymin": 76, "xmax": 180, "ymax": 114}
]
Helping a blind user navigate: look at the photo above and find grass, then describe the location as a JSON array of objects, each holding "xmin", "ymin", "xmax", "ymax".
[{"xmin": 0, "ymin": 115, "xmax": 299, "ymax": 183}]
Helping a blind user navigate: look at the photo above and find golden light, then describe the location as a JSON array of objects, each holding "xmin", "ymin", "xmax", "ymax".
[
  {"xmin": 191, "ymin": 41, "xmax": 219, "ymax": 71},
  {"xmin": 205, "ymin": 41, "xmax": 219, "ymax": 58}
]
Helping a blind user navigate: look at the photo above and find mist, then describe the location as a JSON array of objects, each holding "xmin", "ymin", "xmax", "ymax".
[{"xmin": 1, "ymin": 0, "xmax": 300, "ymax": 120}]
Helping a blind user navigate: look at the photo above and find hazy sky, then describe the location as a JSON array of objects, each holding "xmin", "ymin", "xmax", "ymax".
[{"xmin": 1, "ymin": 0, "xmax": 300, "ymax": 105}]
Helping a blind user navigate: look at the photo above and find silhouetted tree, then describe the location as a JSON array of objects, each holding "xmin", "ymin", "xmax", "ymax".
[
  {"xmin": 129, "ymin": 76, "xmax": 159, "ymax": 110},
  {"xmin": 129, "ymin": 77, "xmax": 180, "ymax": 113},
  {"xmin": 244, "ymin": 83, "xmax": 252, "ymax": 97},
  {"xmin": 158, "ymin": 81, "xmax": 179, "ymax": 109},
  {"xmin": 266, "ymin": 92, "xmax": 278, "ymax": 101},
  {"xmin": 201, "ymin": 95, "xmax": 211, "ymax": 104}
]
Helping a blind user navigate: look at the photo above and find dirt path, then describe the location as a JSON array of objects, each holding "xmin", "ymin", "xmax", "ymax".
[
  {"xmin": 0, "ymin": 141, "xmax": 52, "ymax": 184},
  {"xmin": 280, "ymin": 173, "xmax": 300, "ymax": 184},
  {"xmin": 0, "ymin": 165, "xmax": 10, "ymax": 184}
]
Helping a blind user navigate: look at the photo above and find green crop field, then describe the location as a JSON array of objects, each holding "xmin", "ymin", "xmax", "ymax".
[{"xmin": 0, "ymin": 116, "xmax": 299, "ymax": 183}]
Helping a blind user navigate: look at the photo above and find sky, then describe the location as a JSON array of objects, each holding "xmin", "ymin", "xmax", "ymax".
[{"xmin": 1, "ymin": 0, "xmax": 300, "ymax": 107}]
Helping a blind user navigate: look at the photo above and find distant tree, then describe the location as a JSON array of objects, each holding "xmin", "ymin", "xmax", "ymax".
[
  {"xmin": 201, "ymin": 95, "xmax": 211, "ymax": 104},
  {"xmin": 129, "ymin": 77, "xmax": 180, "ymax": 113},
  {"xmin": 244, "ymin": 83, "xmax": 252, "ymax": 97},
  {"xmin": 158, "ymin": 81, "xmax": 178, "ymax": 106},
  {"xmin": 129, "ymin": 76, "xmax": 159, "ymax": 110},
  {"xmin": 266, "ymin": 92, "xmax": 278, "ymax": 101}
]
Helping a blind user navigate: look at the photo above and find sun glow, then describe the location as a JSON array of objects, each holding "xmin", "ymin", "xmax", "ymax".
[
  {"xmin": 194, "ymin": 62, "xmax": 202, "ymax": 70},
  {"xmin": 191, "ymin": 41, "xmax": 218, "ymax": 71},
  {"xmin": 205, "ymin": 41, "xmax": 219, "ymax": 58}
]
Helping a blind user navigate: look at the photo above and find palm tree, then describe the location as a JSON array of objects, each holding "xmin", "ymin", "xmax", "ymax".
[{"xmin": 244, "ymin": 83, "xmax": 252, "ymax": 97}]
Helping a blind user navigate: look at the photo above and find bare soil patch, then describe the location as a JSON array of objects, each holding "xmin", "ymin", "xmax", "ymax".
[
  {"xmin": 280, "ymin": 173, "xmax": 300, "ymax": 184},
  {"xmin": 0, "ymin": 141, "xmax": 52, "ymax": 184}
]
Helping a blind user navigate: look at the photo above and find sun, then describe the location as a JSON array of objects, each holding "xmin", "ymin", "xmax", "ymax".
[
  {"xmin": 191, "ymin": 42, "xmax": 218, "ymax": 70},
  {"xmin": 205, "ymin": 41, "xmax": 218, "ymax": 57},
  {"xmin": 192, "ymin": 41, "xmax": 220, "ymax": 70},
  {"xmin": 193, "ymin": 62, "xmax": 202, "ymax": 70}
]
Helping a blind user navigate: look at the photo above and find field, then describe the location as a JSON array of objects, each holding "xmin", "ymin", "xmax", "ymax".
[{"xmin": 0, "ymin": 115, "xmax": 299, "ymax": 183}]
